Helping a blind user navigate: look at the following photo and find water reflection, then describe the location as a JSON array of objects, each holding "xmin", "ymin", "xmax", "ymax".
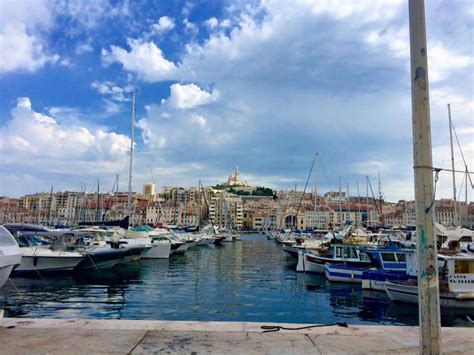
[{"xmin": 0, "ymin": 235, "xmax": 472, "ymax": 326}]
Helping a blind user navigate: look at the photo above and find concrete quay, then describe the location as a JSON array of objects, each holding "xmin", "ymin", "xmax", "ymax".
[{"xmin": 1, "ymin": 318, "xmax": 473, "ymax": 354}]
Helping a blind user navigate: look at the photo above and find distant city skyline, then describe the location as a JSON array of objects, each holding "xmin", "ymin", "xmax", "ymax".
[{"xmin": 0, "ymin": 1, "xmax": 472, "ymax": 202}]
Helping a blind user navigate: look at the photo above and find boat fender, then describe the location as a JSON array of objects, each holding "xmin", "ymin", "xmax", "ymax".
[{"xmin": 33, "ymin": 256, "xmax": 38, "ymax": 266}]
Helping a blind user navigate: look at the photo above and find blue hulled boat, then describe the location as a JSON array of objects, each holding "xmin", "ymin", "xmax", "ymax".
[{"xmin": 325, "ymin": 240, "xmax": 415, "ymax": 286}]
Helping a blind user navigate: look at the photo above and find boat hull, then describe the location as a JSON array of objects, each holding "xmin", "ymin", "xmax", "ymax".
[
  {"xmin": 283, "ymin": 245, "xmax": 301, "ymax": 259},
  {"xmin": 116, "ymin": 246, "xmax": 152, "ymax": 265},
  {"xmin": 362, "ymin": 270, "xmax": 416, "ymax": 291},
  {"xmin": 142, "ymin": 242, "xmax": 172, "ymax": 259},
  {"xmin": 385, "ymin": 281, "xmax": 474, "ymax": 309},
  {"xmin": 15, "ymin": 255, "xmax": 84, "ymax": 273},
  {"xmin": 197, "ymin": 238, "xmax": 215, "ymax": 246},
  {"xmin": 76, "ymin": 248, "xmax": 126, "ymax": 271},
  {"xmin": 325, "ymin": 263, "xmax": 365, "ymax": 283},
  {"xmin": 0, "ymin": 265, "xmax": 14, "ymax": 287},
  {"xmin": 297, "ymin": 251, "xmax": 371, "ymax": 274}
]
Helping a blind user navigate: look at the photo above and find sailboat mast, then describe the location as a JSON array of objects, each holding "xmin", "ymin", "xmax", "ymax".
[
  {"xmin": 96, "ymin": 180, "xmax": 100, "ymax": 222},
  {"xmin": 338, "ymin": 177, "xmax": 342, "ymax": 228},
  {"xmin": 48, "ymin": 185, "xmax": 54, "ymax": 226},
  {"xmin": 466, "ymin": 169, "xmax": 468, "ymax": 205},
  {"xmin": 127, "ymin": 90, "xmax": 136, "ymax": 217},
  {"xmin": 448, "ymin": 103, "xmax": 457, "ymax": 226}
]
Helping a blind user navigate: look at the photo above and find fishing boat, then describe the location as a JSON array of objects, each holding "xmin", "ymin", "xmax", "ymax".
[
  {"xmin": 326, "ymin": 240, "xmax": 414, "ymax": 285},
  {"xmin": 325, "ymin": 263, "xmax": 366, "ymax": 283},
  {"xmin": 0, "ymin": 226, "xmax": 22, "ymax": 287},
  {"xmin": 384, "ymin": 251, "xmax": 474, "ymax": 308},
  {"xmin": 282, "ymin": 236, "xmax": 324, "ymax": 259},
  {"xmin": 296, "ymin": 243, "xmax": 371, "ymax": 273}
]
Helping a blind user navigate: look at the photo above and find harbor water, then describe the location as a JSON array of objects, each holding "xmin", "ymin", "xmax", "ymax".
[{"xmin": 1, "ymin": 234, "xmax": 472, "ymax": 326}]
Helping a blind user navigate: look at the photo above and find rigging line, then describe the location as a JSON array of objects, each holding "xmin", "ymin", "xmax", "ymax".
[
  {"xmin": 7, "ymin": 277, "xmax": 21, "ymax": 295},
  {"xmin": 293, "ymin": 153, "xmax": 318, "ymax": 232},
  {"xmin": 414, "ymin": 166, "xmax": 474, "ymax": 175},
  {"xmin": 96, "ymin": 140, "xmax": 115, "ymax": 181},
  {"xmin": 457, "ymin": 173, "xmax": 465, "ymax": 202},
  {"xmin": 425, "ymin": 169, "xmax": 441, "ymax": 214},
  {"xmin": 451, "ymin": 120, "xmax": 473, "ymax": 188},
  {"xmin": 145, "ymin": 152, "xmax": 156, "ymax": 186}
]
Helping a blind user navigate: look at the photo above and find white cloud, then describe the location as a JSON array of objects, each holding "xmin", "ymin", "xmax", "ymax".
[
  {"xmin": 101, "ymin": 39, "xmax": 178, "ymax": 82},
  {"xmin": 428, "ymin": 44, "xmax": 472, "ymax": 83},
  {"xmin": 53, "ymin": 0, "xmax": 130, "ymax": 31},
  {"xmin": 204, "ymin": 17, "xmax": 219, "ymax": 29},
  {"xmin": 189, "ymin": 114, "xmax": 207, "ymax": 127},
  {"xmin": 220, "ymin": 19, "xmax": 232, "ymax": 28},
  {"xmin": 152, "ymin": 16, "xmax": 175, "ymax": 34},
  {"xmin": 167, "ymin": 83, "xmax": 219, "ymax": 109},
  {"xmin": 75, "ymin": 42, "xmax": 94, "ymax": 54},
  {"xmin": 91, "ymin": 80, "xmax": 133, "ymax": 102},
  {"xmin": 0, "ymin": 98, "xmax": 130, "ymax": 164},
  {"xmin": 183, "ymin": 18, "xmax": 199, "ymax": 34},
  {"xmin": 0, "ymin": 0, "xmax": 59, "ymax": 74}
]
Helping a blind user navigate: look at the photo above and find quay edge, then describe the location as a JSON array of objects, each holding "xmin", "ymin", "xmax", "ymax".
[{"xmin": 1, "ymin": 318, "xmax": 473, "ymax": 354}]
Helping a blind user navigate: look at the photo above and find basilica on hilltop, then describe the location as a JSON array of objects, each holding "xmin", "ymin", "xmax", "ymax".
[{"xmin": 226, "ymin": 166, "xmax": 250, "ymax": 187}]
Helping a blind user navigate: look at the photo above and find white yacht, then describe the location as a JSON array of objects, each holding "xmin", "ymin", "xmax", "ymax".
[
  {"xmin": 13, "ymin": 233, "xmax": 84, "ymax": 273},
  {"xmin": 120, "ymin": 237, "xmax": 171, "ymax": 259},
  {"xmin": 0, "ymin": 226, "xmax": 22, "ymax": 287}
]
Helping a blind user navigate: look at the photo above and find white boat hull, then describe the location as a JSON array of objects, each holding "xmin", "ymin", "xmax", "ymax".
[
  {"xmin": 142, "ymin": 242, "xmax": 172, "ymax": 259},
  {"xmin": 16, "ymin": 255, "xmax": 83, "ymax": 273},
  {"xmin": 385, "ymin": 281, "xmax": 474, "ymax": 309},
  {"xmin": 0, "ymin": 239, "xmax": 22, "ymax": 287},
  {"xmin": 325, "ymin": 265, "xmax": 363, "ymax": 283},
  {"xmin": 0, "ymin": 265, "xmax": 14, "ymax": 287},
  {"xmin": 296, "ymin": 251, "xmax": 325, "ymax": 273}
]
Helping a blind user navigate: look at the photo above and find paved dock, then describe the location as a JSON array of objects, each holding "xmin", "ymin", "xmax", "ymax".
[{"xmin": 1, "ymin": 318, "xmax": 473, "ymax": 354}]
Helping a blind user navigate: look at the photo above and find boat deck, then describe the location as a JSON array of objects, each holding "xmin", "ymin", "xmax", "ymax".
[{"xmin": 1, "ymin": 318, "xmax": 473, "ymax": 354}]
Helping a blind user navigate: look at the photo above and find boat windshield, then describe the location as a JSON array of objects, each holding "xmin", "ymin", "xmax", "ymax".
[
  {"xmin": 0, "ymin": 226, "xmax": 18, "ymax": 246},
  {"xmin": 132, "ymin": 225, "xmax": 153, "ymax": 232},
  {"xmin": 454, "ymin": 260, "xmax": 474, "ymax": 274},
  {"xmin": 12, "ymin": 233, "xmax": 44, "ymax": 247}
]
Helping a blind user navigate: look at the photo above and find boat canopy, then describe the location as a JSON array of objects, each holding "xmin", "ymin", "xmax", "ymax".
[
  {"xmin": 0, "ymin": 225, "xmax": 20, "ymax": 247},
  {"xmin": 131, "ymin": 225, "xmax": 154, "ymax": 232}
]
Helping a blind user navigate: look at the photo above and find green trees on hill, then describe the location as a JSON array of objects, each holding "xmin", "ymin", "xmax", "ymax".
[{"xmin": 212, "ymin": 184, "xmax": 276, "ymax": 198}]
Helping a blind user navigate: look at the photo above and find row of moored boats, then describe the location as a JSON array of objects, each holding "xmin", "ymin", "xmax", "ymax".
[
  {"xmin": 267, "ymin": 223, "xmax": 474, "ymax": 309},
  {"xmin": 0, "ymin": 223, "xmax": 240, "ymax": 287}
]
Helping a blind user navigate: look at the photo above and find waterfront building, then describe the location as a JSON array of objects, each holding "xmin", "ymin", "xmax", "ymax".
[
  {"xmin": 209, "ymin": 192, "xmax": 243, "ymax": 229},
  {"xmin": 143, "ymin": 183, "xmax": 156, "ymax": 198},
  {"xmin": 1, "ymin": 186, "xmax": 472, "ymax": 230}
]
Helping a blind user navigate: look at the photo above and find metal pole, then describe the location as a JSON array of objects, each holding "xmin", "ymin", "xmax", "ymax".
[
  {"xmin": 127, "ymin": 90, "xmax": 136, "ymax": 216},
  {"xmin": 447, "ymin": 103, "xmax": 458, "ymax": 226},
  {"xmin": 408, "ymin": 1, "xmax": 441, "ymax": 353}
]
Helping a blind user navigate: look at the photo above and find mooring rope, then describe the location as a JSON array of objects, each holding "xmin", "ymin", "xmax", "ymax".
[{"xmin": 261, "ymin": 322, "xmax": 348, "ymax": 333}]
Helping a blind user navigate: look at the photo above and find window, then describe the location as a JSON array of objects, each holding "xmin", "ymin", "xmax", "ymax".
[
  {"xmin": 455, "ymin": 260, "xmax": 474, "ymax": 274},
  {"xmin": 396, "ymin": 253, "xmax": 406, "ymax": 262},
  {"xmin": 381, "ymin": 253, "xmax": 396, "ymax": 262}
]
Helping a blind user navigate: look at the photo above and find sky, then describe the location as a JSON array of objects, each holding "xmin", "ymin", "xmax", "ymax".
[{"xmin": 0, "ymin": 0, "xmax": 472, "ymax": 202}]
